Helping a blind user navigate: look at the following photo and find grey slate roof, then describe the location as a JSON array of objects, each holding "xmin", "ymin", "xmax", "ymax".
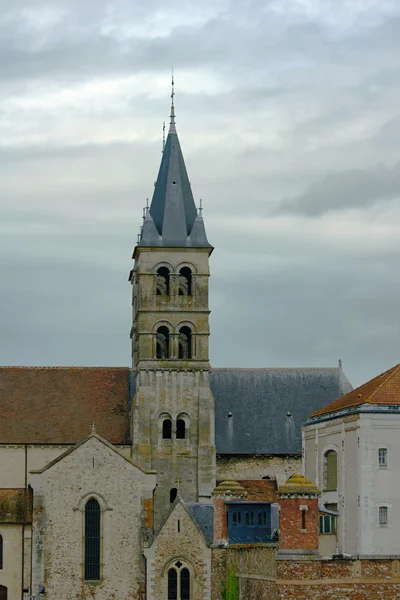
[
  {"xmin": 129, "ymin": 366, "xmax": 352, "ymax": 455},
  {"xmin": 211, "ymin": 367, "xmax": 352, "ymax": 454},
  {"xmin": 139, "ymin": 126, "xmax": 211, "ymax": 248},
  {"xmin": 186, "ymin": 503, "xmax": 214, "ymax": 545}
]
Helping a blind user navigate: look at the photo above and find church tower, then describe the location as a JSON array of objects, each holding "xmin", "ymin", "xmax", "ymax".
[{"xmin": 129, "ymin": 79, "xmax": 216, "ymax": 525}]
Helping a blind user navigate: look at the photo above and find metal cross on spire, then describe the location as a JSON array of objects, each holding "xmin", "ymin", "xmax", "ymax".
[{"xmin": 170, "ymin": 68, "xmax": 176, "ymax": 129}]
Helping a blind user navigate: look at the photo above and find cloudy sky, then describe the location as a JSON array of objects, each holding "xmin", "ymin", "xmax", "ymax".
[{"xmin": 1, "ymin": 0, "xmax": 400, "ymax": 387}]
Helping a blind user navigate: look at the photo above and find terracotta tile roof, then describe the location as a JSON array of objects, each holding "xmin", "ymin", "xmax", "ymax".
[
  {"xmin": 0, "ymin": 488, "xmax": 33, "ymax": 523},
  {"xmin": 217, "ymin": 479, "xmax": 277, "ymax": 502},
  {"xmin": 311, "ymin": 364, "xmax": 400, "ymax": 418},
  {"xmin": 0, "ymin": 367, "xmax": 130, "ymax": 444}
]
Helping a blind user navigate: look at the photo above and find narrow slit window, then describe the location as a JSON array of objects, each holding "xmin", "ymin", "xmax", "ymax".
[
  {"xmin": 0, "ymin": 535, "xmax": 3, "ymax": 570},
  {"xmin": 84, "ymin": 498, "xmax": 101, "ymax": 580},
  {"xmin": 301, "ymin": 509, "xmax": 306, "ymax": 530}
]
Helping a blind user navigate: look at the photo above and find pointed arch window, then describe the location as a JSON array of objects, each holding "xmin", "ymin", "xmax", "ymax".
[
  {"xmin": 0, "ymin": 535, "xmax": 3, "ymax": 570},
  {"xmin": 156, "ymin": 267, "xmax": 170, "ymax": 296},
  {"xmin": 0, "ymin": 586, "xmax": 7, "ymax": 600},
  {"xmin": 85, "ymin": 498, "xmax": 101, "ymax": 580},
  {"xmin": 178, "ymin": 326, "xmax": 192, "ymax": 359},
  {"xmin": 180, "ymin": 568, "xmax": 190, "ymax": 600},
  {"xmin": 170, "ymin": 488, "xmax": 178, "ymax": 504},
  {"xmin": 178, "ymin": 267, "xmax": 192, "ymax": 296},
  {"xmin": 156, "ymin": 326, "xmax": 170, "ymax": 359},
  {"xmin": 168, "ymin": 568, "xmax": 178, "ymax": 599}
]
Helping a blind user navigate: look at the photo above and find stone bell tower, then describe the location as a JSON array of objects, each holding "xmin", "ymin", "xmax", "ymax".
[{"xmin": 129, "ymin": 79, "xmax": 216, "ymax": 525}]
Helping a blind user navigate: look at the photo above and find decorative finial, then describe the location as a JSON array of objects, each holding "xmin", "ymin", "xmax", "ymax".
[
  {"xmin": 162, "ymin": 121, "xmax": 166, "ymax": 152},
  {"xmin": 145, "ymin": 197, "xmax": 149, "ymax": 211},
  {"xmin": 90, "ymin": 422, "xmax": 96, "ymax": 435},
  {"xmin": 170, "ymin": 68, "xmax": 176, "ymax": 129},
  {"xmin": 199, "ymin": 198, "xmax": 203, "ymax": 215},
  {"xmin": 142, "ymin": 207, "xmax": 146, "ymax": 221},
  {"xmin": 137, "ymin": 233, "xmax": 141, "ymax": 243}
]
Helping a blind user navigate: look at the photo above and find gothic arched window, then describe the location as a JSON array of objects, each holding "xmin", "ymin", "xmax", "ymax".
[
  {"xmin": 163, "ymin": 418, "xmax": 172, "ymax": 439},
  {"xmin": 181, "ymin": 568, "xmax": 190, "ymax": 600},
  {"xmin": 168, "ymin": 568, "xmax": 178, "ymax": 600},
  {"xmin": 156, "ymin": 326, "xmax": 170, "ymax": 359},
  {"xmin": 178, "ymin": 267, "xmax": 192, "ymax": 296},
  {"xmin": 176, "ymin": 419, "xmax": 186, "ymax": 439},
  {"xmin": 0, "ymin": 535, "xmax": 3, "ymax": 570},
  {"xmin": 178, "ymin": 326, "xmax": 192, "ymax": 359},
  {"xmin": 156, "ymin": 267, "xmax": 170, "ymax": 296},
  {"xmin": 85, "ymin": 498, "xmax": 101, "ymax": 580}
]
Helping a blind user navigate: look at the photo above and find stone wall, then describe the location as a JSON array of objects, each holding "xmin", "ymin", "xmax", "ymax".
[
  {"xmin": 276, "ymin": 557, "xmax": 400, "ymax": 599},
  {"xmin": 212, "ymin": 547, "xmax": 400, "ymax": 600},
  {"xmin": 144, "ymin": 501, "xmax": 211, "ymax": 600},
  {"xmin": 30, "ymin": 435, "xmax": 156, "ymax": 600},
  {"xmin": 217, "ymin": 454, "xmax": 301, "ymax": 486},
  {"xmin": 212, "ymin": 545, "xmax": 277, "ymax": 600}
]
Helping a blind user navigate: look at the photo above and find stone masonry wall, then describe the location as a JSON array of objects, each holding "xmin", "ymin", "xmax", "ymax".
[
  {"xmin": 144, "ymin": 501, "xmax": 211, "ymax": 600},
  {"xmin": 217, "ymin": 454, "xmax": 300, "ymax": 486},
  {"xmin": 276, "ymin": 558, "xmax": 400, "ymax": 600},
  {"xmin": 213, "ymin": 547, "xmax": 400, "ymax": 600},
  {"xmin": 30, "ymin": 435, "xmax": 155, "ymax": 600}
]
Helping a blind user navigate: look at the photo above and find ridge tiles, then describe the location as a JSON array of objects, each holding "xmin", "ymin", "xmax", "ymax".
[{"xmin": 311, "ymin": 363, "xmax": 400, "ymax": 418}]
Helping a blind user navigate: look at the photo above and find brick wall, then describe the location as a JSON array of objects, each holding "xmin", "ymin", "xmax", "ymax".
[
  {"xmin": 276, "ymin": 558, "xmax": 400, "ymax": 600},
  {"xmin": 212, "ymin": 549, "xmax": 400, "ymax": 600},
  {"xmin": 279, "ymin": 497, "xmax": 319, "ymax": 551}
]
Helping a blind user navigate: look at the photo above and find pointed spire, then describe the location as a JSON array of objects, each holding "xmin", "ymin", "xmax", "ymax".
[
  {"xmin": 141, "ymin": 75, "xmax": 212, "ymax": 248},
  {"xmin": 169, "ymin": 68, "xmax": 176, "ymax": 133}
]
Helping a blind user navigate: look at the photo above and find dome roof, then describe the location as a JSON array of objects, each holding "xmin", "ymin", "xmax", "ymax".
[
  {"xmin": 212, "ymin": 480, "xmax": 247, "ymax": 497},
  {"xmin": 277, "ymin": 473, "xmax": 319, "ymax": 495}
]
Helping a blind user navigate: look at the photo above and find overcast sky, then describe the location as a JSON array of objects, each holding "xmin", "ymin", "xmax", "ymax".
[{"xmin": 1, "ymin": 0, "xmax": 400, "ymax": 387}]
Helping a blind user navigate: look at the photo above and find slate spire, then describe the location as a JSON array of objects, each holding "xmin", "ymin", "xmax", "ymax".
[{"xmin": 139, "ymin": 76, "xmax": 211, "ymax": 248}]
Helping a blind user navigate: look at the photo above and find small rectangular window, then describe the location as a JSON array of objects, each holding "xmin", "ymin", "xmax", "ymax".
[
  {"xmin": 250, "ymin": 512, "xmax": 254, "ymax": 527},
  {"xmin": 301, "ymin": 509, "xmax": 306, "ymax": 530},
  {"xmin": 245, "ymin": 512, "xmax": 249, "ymax": 526},
  {"xmin": 232, "ymin": 512, "xmax": 237, "ymax": 527},
  {"xmin": 378, "ymin": 448, "xmax": 388, "ymax": 468},
  {"xmin": 263, "ymin": 511, "xmax": 267, "ymax": 527},
  {"xmin": 257, "ymin": 512, "xmax": 262, "ymax": 527},
  {"xmin": 379, "ymin": 506, "xmax": 388, "ymax": 526},
  {"xmin": 319, "ymin": 514, "xmax": 336, "ymax": 534},
  {"xmin": 237, "ymin": 512, "xmax": 242, "ymax": 525}
]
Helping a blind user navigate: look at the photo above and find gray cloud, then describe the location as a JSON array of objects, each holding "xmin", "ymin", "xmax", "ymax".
[
  {"xmin": 277, "ymin": 164, "xmax": 400, "ymax": 216},
  {"xmin": 1, "ymin": 0, "xmax": 400, "ymax": 390}
]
